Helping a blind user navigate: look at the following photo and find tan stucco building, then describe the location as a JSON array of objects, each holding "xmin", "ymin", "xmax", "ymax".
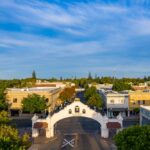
[
  {"xmin": 5, "ymin": 87, "xmax": 61, "ymax": 115},
  {"xmin": 129, "ymin": 91, "xmax": 150, "ymax": 109}
]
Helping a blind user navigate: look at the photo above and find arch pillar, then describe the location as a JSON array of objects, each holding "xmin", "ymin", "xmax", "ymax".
[
  {"xmin": 116, "ymin": 113, "xmax": 123, "ymax": 128},
  {"xmin": 50, "ymin": 127, "xmax": 54, "ymax": 137},
  {"xmin": 32, "ymin": 128, "xmax": 39, "ymax": 138},
  {"xmin": 45, "ymin": 126, "xmax": 54, "ymax": 138},
  {"xmin": 46, "ymin": 128, "xmax": 51, "ymax": 138},
  {"xmin": 31, "ymin": 114, "xmax": 39, "ymax": 138},
  {"xmin": 101, "ymin": 115, "xmax": 109, "ymax": 138},
  {"xmin": 101, "ymin": 128, "xmax": 109, "ymax": 138},
  {"xmin": 45, "ymin": 114, "xmax": 54, "ymax": 138}
]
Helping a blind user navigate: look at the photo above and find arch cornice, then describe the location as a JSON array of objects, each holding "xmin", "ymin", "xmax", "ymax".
[{"xmin": 50, "ymin": 101, "xmax": 104, "ymax": 127}]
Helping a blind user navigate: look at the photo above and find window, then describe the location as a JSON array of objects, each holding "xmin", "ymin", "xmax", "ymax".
[
  {"xmin": 121, "ymin": 99, "xmax": 124, "ymax": 104},
  {"xmin": 69, "ymin": 109, "xmax": 72, "ymax": 114},
  {"xmin": 46, "ymin": 98, "xmax": 49, "ymax": 103},
  {"xmin": 138, "ymin": 100, "xmax": 140, "ymax": 105},
  {"xmin": 75, "ymin": 106, "xmax": 80, "ymax": 113},
  {"xmin": 110, "ymin": 99, "xmax": 114, "ymax": 104},
  {"xmin": 82, "ymin": 109, "xmax": 86, "ymax": 114},
  {"xmin": 13, "ymin": 98, "xmax": 17, "ymax": 103}
]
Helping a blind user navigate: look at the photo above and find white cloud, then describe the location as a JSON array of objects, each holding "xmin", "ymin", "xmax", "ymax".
[
  {"xmin": 0, "ymin": 0, "xmax": 85, "ymax": 29},
  {"xmin": 0, "ymin": 0, "xmax": 150, "ymax": 38},
  {"xmin": 0, "ymin": 0, "xmax": 150, "ymax": 78},
  {"xmin": 0, "ymin": 31, "xmax": 104, "ymax": 57}
]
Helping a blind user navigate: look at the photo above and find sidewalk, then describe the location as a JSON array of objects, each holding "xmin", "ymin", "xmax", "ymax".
[{"xmin": 28, "ymin": 144, "xmax": 39, "ymax": 150}]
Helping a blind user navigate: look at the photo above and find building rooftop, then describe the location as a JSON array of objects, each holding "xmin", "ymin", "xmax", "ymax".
[
  {"xmin": 6, "ymin": 87, "xmax": 60, "ymax": 92},
  {"xmin": 105, "ymin": 91, "xmax": 129, "ymax": 96},
  {"xmin": 141, "ymin": 105, "xmax": 150, "ymax": 111}
]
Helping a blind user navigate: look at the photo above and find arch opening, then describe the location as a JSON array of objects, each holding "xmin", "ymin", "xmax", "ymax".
[{"xmin": 54, "ymin": 116, "xmax": 101, "ymax": 135}]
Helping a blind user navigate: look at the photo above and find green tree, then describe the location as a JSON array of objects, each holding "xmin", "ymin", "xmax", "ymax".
[
  {"xmin": 0, "ymin": 111, "xmax": 31, "ymax": 149},
  {"xmin": 0, "ymin": 111, "xmax": 10, "ymax": 124},
  {"xmin": 22, "ymin": 94, "xmax": 47, "ymax": 113},
  {"xmin": 133, "ymin": 108, "xmax": 140, "ymax": 114},
  {"xmin": 0, "ymin": 85, "xmax": 8, "ymax": 111},
  {"xmin": 112, "ymin": 80, "xmax": 132, "ymax": 91},
  {"xmin": 0, "ymin": 100, "xmax": 8, "ymax": 111},
  {"xmin": 84, "ymin": 86, "xmax": 103, "ymax": 109},
  {"xmin": 87, "ymin": 93, "xmax": 103, "ymax": 109},
  {"xmin": 84, "ymin": 86, "xmax": 97, "ymax": 100},
  {"xmin": 32, "ymin": 70, "xmax": 36, "ymax": 79},
  {"xmin": 0, "ymin": 124, "xmax": 31, "ymax": 150},
  {"xmin": 59, "ymin": 87, "xmax": 75, "ymax": 103},
  {"xmin": 114, "ymin": 125, "xmax": 150, "ymax": 150},
  {"xmin": 60, "ymin": 76, "xmax": 63, "ymax": 81},
  {"xmin": 88, "ymin": 72, "xmax": 92, "ymax": 80},
  {"xmin": 100, "ymin": 76, "xmax": 115, "ymax": 84}
]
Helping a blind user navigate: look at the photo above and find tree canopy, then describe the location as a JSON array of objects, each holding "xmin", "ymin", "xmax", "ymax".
[
  {"xmin": 0, "ymin": 110, "xmax": 10, "ymax": 124},
  {"xmin": 0, "ymin": 99, "xmax": 8, "ymax": 111},
  {"xmin": 0, "ymin": 124, "xmax": 30, "ymax": 150},
  {"xmin": 88, "ymin": 72, "xmax": 92, "ymax": 80},
  {"xmin": 87, "ymin": 93, "xmax": 103, "ymax": 109},
  {"xmin": 84, "ymin": 86, "xmax": 97, "ymax": 100},
  {"xmin": 22, "ymin": 94, "xmax": 47, "ymax": 113},
  {"xmin": 0, "ymin": 111, "xmax": 31, "ymax": 150},
  {"xmin": 59, "ymin": 87, "xmax": 75, "ymax": 103},
  {"xmin": 32, "ymin": 70, "xmax": 36, "ymax": 79},
  {"xmin": 112, "ymin": 80, "xmax": 132, "ymax": 91},
  {"xmin": 114, "ymin": 125, "xmax": 150, "ymax": 150},
  {"xmin": 84, "ymin": 86, "xmax": 103, "ymax": 109}
]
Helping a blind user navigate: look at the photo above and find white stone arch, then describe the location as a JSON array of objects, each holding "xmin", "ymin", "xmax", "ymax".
[
  {"xmin": 50, "ymin": 101, "xmax": 105, "ymax": 136},
  {"xmin": 32, "ymin": 101, "xmax": 123, "ymax": 138}
]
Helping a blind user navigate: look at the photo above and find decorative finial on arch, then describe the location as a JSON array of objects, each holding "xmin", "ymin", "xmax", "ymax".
[
  {"xmin": 117, "ymin": 113, "xmax": 123, "ymax": 121},
  {"xmin": 74, "ymin": 98, "xmax": 80, "ymax": 101},
  {"xmin": 32, "ymin": 113, "xmax": 38, "ymax": 121}
]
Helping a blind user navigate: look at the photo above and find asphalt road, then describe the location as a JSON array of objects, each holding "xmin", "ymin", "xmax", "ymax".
[
  {"xmin": 44, "ymin": 133, "xmax": 111, "ymax": 150},
  {"xmin": 55, "ymin": 117, "xmax": 100, "ymax": 134},
  {"xmin": 10, "ymin": 118, "xmax": 32, "ymax": 128}
]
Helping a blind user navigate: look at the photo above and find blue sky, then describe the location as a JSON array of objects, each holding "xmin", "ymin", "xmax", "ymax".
[{"xmin": 0, "ymin": 0, "xmax": 150, "ymax": 79}]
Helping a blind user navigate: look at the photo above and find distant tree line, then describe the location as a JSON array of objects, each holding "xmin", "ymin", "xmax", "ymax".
[
  {"xmin": 0, "ymin": 71, "xmax": 150, "ymax": 111},
  {"xmin": 61, "ymin": 75, "xmax": 148, "ymax": 88}
]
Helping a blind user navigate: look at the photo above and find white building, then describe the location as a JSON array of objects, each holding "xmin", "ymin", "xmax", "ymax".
[
  {"xmin": 100, "ymin": 91, "xmax": 129, "ymax": 118},
  {"xmin": 36, "ymin": 80, "xmax": 67, "ymax": 89},
  {"xmin": 36, "ymin": 80, "xmax": 75, "ymax": 89},
  {"xmin": 89, "ymin": 84, "xmax": 113, "ymax": 90},
  {"xmin": 140, "ymin": 105, "xmax": 150, "ymax": 125}
]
